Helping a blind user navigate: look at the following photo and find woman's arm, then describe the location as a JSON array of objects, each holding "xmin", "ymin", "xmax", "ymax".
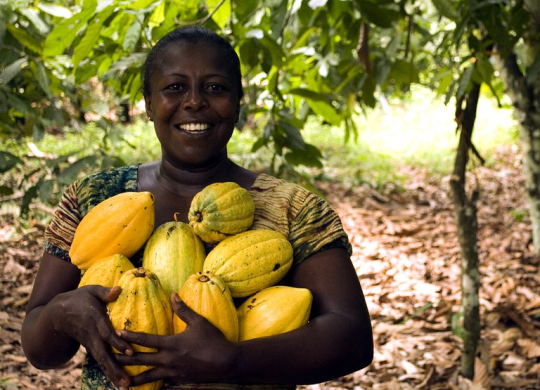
[
  {"xmin": 230, "ymin": 246, "xmax": 373, "ymax": 384},
  {"xmin": 21, "ymin": 253, "xmax": 133, "ymax": 388},
  {"xmin": 116, "ymin": 247, "xmax": 373, "ymax": 386}
]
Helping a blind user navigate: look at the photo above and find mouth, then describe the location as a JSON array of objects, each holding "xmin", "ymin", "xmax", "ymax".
[{"xmin": 175, "ymin": 123, "xmax": 211, "ymax": 132}]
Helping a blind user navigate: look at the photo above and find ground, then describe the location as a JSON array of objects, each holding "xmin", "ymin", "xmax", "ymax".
[{"xmin": 1, "ymin": 144, "xmax": 539, "ymax": 389}]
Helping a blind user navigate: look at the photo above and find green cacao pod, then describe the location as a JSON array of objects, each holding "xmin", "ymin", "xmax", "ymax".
[
  {"xmin": 203, "ymin": 229, "xmax": 293, "ymax": 298},
  {"xmin": 142, "ymin": 215, "xmax": 206, "ymax": 297},
  {"xmin": 188, "ymin": 182, "xmax": 255, "ymax": 244}
]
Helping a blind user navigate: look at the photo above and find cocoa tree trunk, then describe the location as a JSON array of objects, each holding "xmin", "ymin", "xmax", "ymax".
[
  {"xmin": 450, "ymin": 81, "xmax": 482, "ymax": 379},
  {"xmin": 497, "ymin": 1, "xmax": 540, "ymax": 251}
]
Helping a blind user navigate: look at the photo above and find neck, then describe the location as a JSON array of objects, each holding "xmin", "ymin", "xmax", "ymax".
[{"xmin": 155, "ymin": 157, "xmax": 240, "ymax": 196}]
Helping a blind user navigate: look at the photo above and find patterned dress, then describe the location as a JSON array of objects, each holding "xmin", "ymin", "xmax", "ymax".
[{"xmin": 44, "ymin": 164, "xmax": 352, "ymax": 390}]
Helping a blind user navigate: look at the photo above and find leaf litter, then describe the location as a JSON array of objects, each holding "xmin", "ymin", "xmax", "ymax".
[{"xmin": 1, "ymin": 144, "xmax": 539, "ymax": 389}]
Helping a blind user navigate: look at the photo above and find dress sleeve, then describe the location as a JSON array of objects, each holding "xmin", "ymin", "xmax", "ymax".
[
  {"xmin": 250, "ymin": 174, "xmax": 352, "ymax": 265},
  {"xmin": 44, "ymin": 181, "xmax": 81, "ymax": 261}
]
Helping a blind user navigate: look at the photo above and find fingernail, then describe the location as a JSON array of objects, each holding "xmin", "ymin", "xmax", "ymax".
[{"xmin": 173, "ymin": 294, "xmax": 181, "ymax": 303}]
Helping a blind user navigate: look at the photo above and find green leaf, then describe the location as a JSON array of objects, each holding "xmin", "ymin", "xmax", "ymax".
[
  {"xmin": 260, "ymin": 33, "xmax": 285, "ymax": 68},
  {"xmin": 43, "ymin": 0, "xmax": 97, "ymax": 57},
  {"xmin": 284, "ymin": 143, "xmax": 323, "ymax": 168},
  {"xmin": 126, "ymin": 0, "xmax": 159, "ymax": 11},
  {"xmin": 0, "ymin": 151, "xmax": 24, "ymax": 173},
  {"xmin": 208, "ymin": 0, "xmax": 231, "ymax": 29},
  {"xmin": 308, "ymin": 100, "xmax": 341, "ymax": 126},
  {"xmin": 73, "ymin": 5, "xmax": 115, "ymax": 70},
  {"xmin": 21, "ymin": 184, "xmax": 39, "ymax": 217},
  {"xmin": 456, "ymin": 64, "xmax": 474, "ymax": 101},
  {"xmin": 148, "ymin": 1, "xmax": 165, "ymax": 27},
  {"xmin": 232, "ymin": 0, "xmax": 258, "ymax": 21},
  {"xmin": 278, "ymin": 120, "xmax": 306, "ymax": 151},
  {"xmin": 33, "ymin": 61, "xmax": 53, "ymax": 98},
  {"xmin": 288, "ymin": 88, "xmax": 327, "ymax": 101},
  {"xmin": 59, "ymin": 155, "xmax": 98, "ymax": 185},
  {"xmin": 357, "ymin": 0, "xmax": 402, "ymax": 28},
  {"xmin": 20, "ymin": 8, "xmax": 49, "ymax": 34},
  {"xmin": 123, "ymin": 14, "xmax": 143, "ymax": 51},
  {"xmin": 0, "ymin": 57, "xmax": 27, "ymax": 85},
  {"xmin": 6, "ymin": 24, "xmax": 43, "ymax": 54},
  {"xmin": 0, "ymin": 185, "xmax": 14, "ymax": 196},
  {"xmin": 37, "ymin": 2, "xmax": 73, "ymax": 18},
  {"xmin": 431, "ymin": 0, "xmax": 460, "ymax": 20}
]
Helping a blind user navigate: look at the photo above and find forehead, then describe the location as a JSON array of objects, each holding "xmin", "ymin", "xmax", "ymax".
[{"xmin": 155, "ymin": 41, "xmax": 235, "ymax": 77}]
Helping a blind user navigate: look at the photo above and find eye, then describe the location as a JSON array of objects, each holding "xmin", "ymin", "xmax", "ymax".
[
  {"xmin": 206, "ymin": 83, "xmax": 227, "ymax": 93},
  {"xmin": 165, "ymin": 83, "xmax": 185, "ymax": 91}
]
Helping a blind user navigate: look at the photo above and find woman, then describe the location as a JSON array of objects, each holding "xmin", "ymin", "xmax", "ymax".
[{"xmin": 21, "ymin": 26, "xmax": 373, "ymax": 389}]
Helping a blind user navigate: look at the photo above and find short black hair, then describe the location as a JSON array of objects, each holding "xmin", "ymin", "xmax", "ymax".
[{"xmin": 142, "ymin": 26, "xmax": 243, "ymax": 99}]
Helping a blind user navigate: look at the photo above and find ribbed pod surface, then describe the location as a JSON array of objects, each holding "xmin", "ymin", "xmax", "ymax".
[
  {"xmin": 237, "ymin": 286, "xmax": 312, "ymax": 341},
  {"xmin": 69, "ymin": 192, "xmax": 155, "ymax": 270},
  {"xmin": 108, "ymin": 267, "xmax": 173, "ymax": 390},
  {"xmin": 174, "ymin": 272, "xmax": 239, "ymax": 342},
  {"xmin": 202, "ymin": 229, "xmax": 293, "ymax": 298},
  {"xmin": 142, "ymin": 219, "xmax": 206, "ymax": 297}
]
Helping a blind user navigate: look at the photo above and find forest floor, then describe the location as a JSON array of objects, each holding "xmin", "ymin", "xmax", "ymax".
[{"xmin": 1, "ymin": 144, "xmax": 540, "ymax": 390}]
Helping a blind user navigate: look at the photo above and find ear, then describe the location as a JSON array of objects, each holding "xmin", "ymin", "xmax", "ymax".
[{"xmin": 144, "ymin": 95, "xmax": 154, "ymax": 121}]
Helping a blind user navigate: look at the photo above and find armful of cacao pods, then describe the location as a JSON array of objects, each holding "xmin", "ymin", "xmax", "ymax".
[
  {"xmin": 115, "ymin": 247, "xmax": 373, "ymax": 386},
  {"xmin": 21, "ymin": 252, "xmax": 133, "ymax": 389}
]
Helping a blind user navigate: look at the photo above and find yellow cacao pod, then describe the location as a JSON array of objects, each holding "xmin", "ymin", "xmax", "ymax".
[
  {"xmin": 237, "ymin": 286, "xmax": 312, "ymax": 341},
  {"xmin": 143, "ymin": 216, "xmax": 206, "ymax": 298},
  {"xmin": 202, "ymin": 229, "xmax": 293, "ymax": 298},
  {"xmin": 70, "ymin": 192, "xmax": 155, "ymax": 270},
  {"xmin": 108, "ymin": 267, "xmax": 173, "ymax": 390},
  {"xmin": 78, "ymin": 254, "xmax": 135, "ymax": 288},
  {"xmin": 188, "ymin": 182, "xmax": 255, "ymax": 244},
  {"xmin": 174, "ymin": 271, "xmax": 239, "ymax": 342}
]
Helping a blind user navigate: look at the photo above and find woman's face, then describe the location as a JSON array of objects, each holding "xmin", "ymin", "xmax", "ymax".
[{"xmin": 144, "ymin": 42, "xmax": 240, "ymax": 170}]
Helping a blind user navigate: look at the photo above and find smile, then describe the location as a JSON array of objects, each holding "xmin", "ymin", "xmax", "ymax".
[{"xmin": 176, "ymin": 123, "xmax": 210, "ymax": 132}]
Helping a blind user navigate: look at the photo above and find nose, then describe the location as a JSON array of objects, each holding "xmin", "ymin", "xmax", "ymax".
[{"xmin": 182, "ymin": 87, "xmax": 208, "ymax": 111}]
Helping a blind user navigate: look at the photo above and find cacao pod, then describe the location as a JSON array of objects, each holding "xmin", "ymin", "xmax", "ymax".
[
  {"xmin": 188, "ymin": 182, "xmax": 255, "ymax": 244},
  {"xmin": 70, "ymin": 192, "xmax": 155, "ymax": 270},
  {"xmin": 143, "ymin": 215, "xmax": 206, "ymax": 297},
  {"xmin": 78, "ymin": 254, "xmax": 135, "ymax": 288},
  {"xmin": 108, "ymin": 267, "xmax": 173, "ymax": 390},
  {"xmin": 237, "ymin": 286, "xmax": 312, "ymax": 341},
  {"xmin": 203, "ymin": 229, "xmax": 293, "ymax": 298},
  {"xmin": 174, "ymin": 271, "xmax": 239, "ymax": 342}
]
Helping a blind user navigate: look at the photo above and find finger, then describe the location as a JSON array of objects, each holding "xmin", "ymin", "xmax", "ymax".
[
  {"xmin": 115, "ymin": 349, "xmax": 161, "ymax": 367},
  {"xmin": 81, "ymin": 284, "xmax": 122, "ymax": 303},
  {"xmin": 171, "ymin": 293, "xmax": 197, "ymax": 324},
  {"xmin": 127, "ymin": 366, "xmax": 169, "ymax": 388},
  {"xmin": 116, "ymin": 330, "xmax": 165, "ymax": 350},
  {"xmin": 97, "ymin": 322, "xmax": 133, "ymax": 356},
  {"xmin": 87, "ymin": 344, "xmax": 131, "ymax": 389}
]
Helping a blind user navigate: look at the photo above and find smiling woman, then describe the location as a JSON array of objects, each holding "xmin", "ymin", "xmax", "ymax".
[{"xmin": 21, "ymin": 26, "xmax": 373, "ymax": 390}]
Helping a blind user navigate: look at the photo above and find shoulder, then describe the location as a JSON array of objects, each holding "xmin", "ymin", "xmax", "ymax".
[{"xmin": 76, "ymin": 165, "xmax": 139, "ymax": 216}]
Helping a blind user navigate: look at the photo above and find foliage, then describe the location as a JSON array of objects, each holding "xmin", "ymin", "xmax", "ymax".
[{"xmin": 0, "ymin": 0, "xmax": 536, "ymax": 221}]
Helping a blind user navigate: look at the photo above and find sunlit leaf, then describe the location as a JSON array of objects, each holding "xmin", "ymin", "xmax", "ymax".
[
  {"xmin": 0, "ymin": 57, "xmax": 27, "ymax": 85},
  {"xmin": 72, "ymin": 5, "xmax": 115, "ymax": 70},
  {"xmin": 43, "ymin": 0, "xmax": 97, "ymax": 57},
  {"xmin": 37, "ymin": 2, "xmax": 73, "ymax": 18}
]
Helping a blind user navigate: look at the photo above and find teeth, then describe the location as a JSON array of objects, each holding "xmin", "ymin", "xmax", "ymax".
[{"xmin": 178, "ymin": 123, "xmax": 210, "ymax": 132}]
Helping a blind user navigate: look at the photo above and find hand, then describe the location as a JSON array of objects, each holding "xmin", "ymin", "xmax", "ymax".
[
  {"xmin": 50, "ymin": 285, "xmax": 133, "ymax": 388},
  {"xmin": 115, "ymin": 293, "xmax": 236, "ymax": 386}
]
